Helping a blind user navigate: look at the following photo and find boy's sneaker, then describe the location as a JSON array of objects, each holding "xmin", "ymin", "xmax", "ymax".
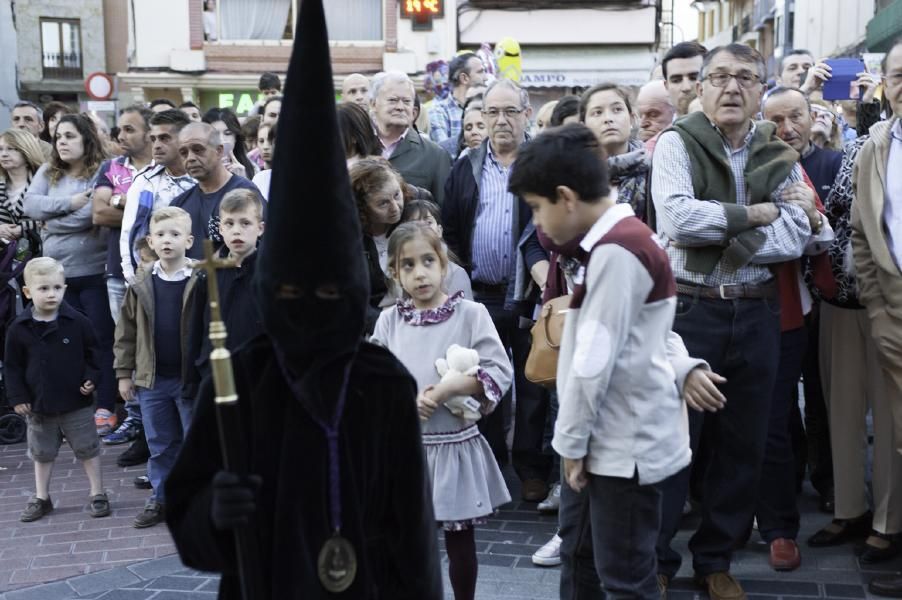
[
  {"xmin": 532, "ymin": 533, "xmax": 563, "ymax": 567},
  {"xmin": 134, "ymin": 501, "xmax": 165, "ymax": 528},
  {"xmin": 538, "ymin": 483, "xmax": 561, "ymax": 514},
  {"xmin": 20, "ymin": 496, "xmax": 53, "ymax": 522},
  {"xmin": 117, "ymin": 436, "xmax": 150, "ymax": 467},
  {"xmin": 134, "ymin": 475, "xmax": 152, "ymax": 489},
  {"xmin": 94, "ymin": 409, "xmax": 118, "ymax": 436},
  {"xmin": 102, "ymin": 417, "xmax": 142, "ymax": 445}
]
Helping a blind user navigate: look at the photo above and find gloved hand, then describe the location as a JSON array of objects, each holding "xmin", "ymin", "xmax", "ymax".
[{"xmin": 210, "ymin": 470, "xmax": 262, "ymax": 531}]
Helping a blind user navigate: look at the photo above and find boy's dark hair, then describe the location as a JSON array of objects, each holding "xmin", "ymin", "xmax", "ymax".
[
  {"xmin": 149, "ymin": 98, "xmax": 176, "ymax": 110},
  {"xmin": 337, "ymin": 101, "xmax": 380, "ymax": 158},
  {"xmin": 149, "ymin": 109, "xmax": 191, "ymax": 130},
  {"xmin": 401, "ymin": 199, "xmax": 442, "ymax": 225},
  {"xmin": 220, "ymin": 188, "xmax": 264, "ymax": 220},
  {"xmin": 258, "ymin": 72, "xmax": 282, "ymax": 91},
  {"xmin": 178, "ymin": 101, "xmax": 200, "ymax": 110},
  {"xmin": 134, "ymin": 236, "xmax": 157, "ymax": 261},
  {"xmin": 241, "ymin": 115, "xmax": 261, "ymax": 140},
  {"xmin": 550, "ymin": 95, "xmax": 580, "ymax": 127},
  {"xmin": 662, "ymin": 41, "xmax": 708, "ymax": 79},
  {"xmin": 508, "ymin": 123, "xmax": 610, "ymax": 204}
]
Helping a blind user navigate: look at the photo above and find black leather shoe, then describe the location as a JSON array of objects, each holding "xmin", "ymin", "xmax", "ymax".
[
  {"xmin": 807, "ymin": 512, "xmax": 872, "ymax": 547},
  {"xmin": 117, "ymin": 435, "xmax": 150, "ymax": 467},
  {"xmin": 859, "ymin": 533, "xmax": 902, "ymax": 564},
  {"xmin": 870, "ymin": 575, "xmax": 902, "ymax": 598}
]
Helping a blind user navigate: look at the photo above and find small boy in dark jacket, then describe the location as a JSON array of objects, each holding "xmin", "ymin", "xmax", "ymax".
[
  {"xmin": 183, "ymin": 188, "xmax": 265, "ymax": 401},
  {"xmin": 5, "ymin": 257, "xmax": 111, "ymax": 522}
]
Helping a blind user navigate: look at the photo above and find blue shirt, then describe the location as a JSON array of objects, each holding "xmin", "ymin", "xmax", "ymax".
[{"xmin": 471, "ymin": 144, "xmax": 514, "ymax": 285}]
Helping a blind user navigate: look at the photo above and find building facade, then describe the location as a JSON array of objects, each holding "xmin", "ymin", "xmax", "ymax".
[{"xmin": 13, "ymin": 0, "xmax": 107, "ymax": 105}]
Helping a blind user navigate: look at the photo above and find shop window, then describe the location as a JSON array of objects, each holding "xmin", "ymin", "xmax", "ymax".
[
  {"xmin": 41, "ymin": 18, "xmax": 82, "ymax": 79},
  {"xmin": 211, "ymin": 0, "xmax": 382, "ymax": 41}
]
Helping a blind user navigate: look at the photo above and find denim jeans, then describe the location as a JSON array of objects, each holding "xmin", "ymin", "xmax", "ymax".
[
  {"xmin": 64, "ymin": 274, "xmax": 116, "ymax": 412},
  {"xmin": 559, "ymin": 472, "xmax": 662, "ymax": 599},
  {"xmin": 656, "ymin": 294, "xmax": 781, "ymax": 578},
  {"xmin": 106, "ymin": 276, "xmax": 141, "ymax": 422},
  {"xmin": 139, "ymin": 376, "xmax": 192, "ymax": 504},
  {"xmin": 756, "ymin": 326, "xmax": 807, "ymax": 542}
]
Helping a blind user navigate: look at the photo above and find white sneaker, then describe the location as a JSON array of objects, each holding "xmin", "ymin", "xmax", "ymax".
[
  {"xmin": 537, "ymin": 483, "xmax": 561, "ymax": 514},
  {"xmin": 532, "ymin": 534, "xmax": 562, "ymax": 567}
]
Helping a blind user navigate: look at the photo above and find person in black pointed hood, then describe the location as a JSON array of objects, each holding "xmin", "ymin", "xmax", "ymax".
[{"xmin": 164, "ymin": 0, "xmax": 443, "ymax": 597}]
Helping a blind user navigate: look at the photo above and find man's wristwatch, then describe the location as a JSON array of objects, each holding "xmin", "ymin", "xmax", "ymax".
[{"xmin": 111, "ymin": 194, "xmax": 124, "ymax": 210}]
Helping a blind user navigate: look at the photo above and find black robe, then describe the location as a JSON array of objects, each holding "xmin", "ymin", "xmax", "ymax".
[{"xmin": 165, "ymin": 336, "xmax": 443, "ymax": 599}]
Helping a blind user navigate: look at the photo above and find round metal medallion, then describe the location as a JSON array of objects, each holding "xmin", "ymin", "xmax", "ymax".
[{"xmin": 317, "ymin": 535, "xmax": 357, "ymax": 593}]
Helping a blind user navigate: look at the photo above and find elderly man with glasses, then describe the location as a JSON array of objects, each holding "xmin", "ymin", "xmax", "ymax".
[
  {"xmin": 442, "ymin": 78, "xmax": 552, "ymax": 504},
  {"xmin": 650, "ymin": 43, "xmax": 814, "ymax": 600}
]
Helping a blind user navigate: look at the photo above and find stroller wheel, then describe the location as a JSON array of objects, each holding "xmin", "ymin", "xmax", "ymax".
[{"xmin": 0, "ymin": 413, "xmax": 26, "ymax": 444}]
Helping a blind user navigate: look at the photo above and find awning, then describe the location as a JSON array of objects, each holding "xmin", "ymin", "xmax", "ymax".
[{"xmin": 515, "ymin": 46, "xmax": 656, "ymax": 88}]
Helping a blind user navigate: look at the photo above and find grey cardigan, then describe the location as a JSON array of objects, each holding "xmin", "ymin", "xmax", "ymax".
[{"xmin": 24, "ymin": 163, "xmax": 108, "ymax": 278}]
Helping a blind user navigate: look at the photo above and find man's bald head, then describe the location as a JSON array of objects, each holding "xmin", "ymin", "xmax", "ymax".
[
  {"xmin": 342, "ymin": 73, "xmax": 370, "ymax": 107},
  {"xmin": 178, "ymin": 122, "xmax": 225, "ymax": 182},
  {"xmin": 179, "ymin": 122, "xmax": 221, "ymax": 147},
  {"xmin": 636, "ymin": 80, "xmax": 676, "ymax": 142}
]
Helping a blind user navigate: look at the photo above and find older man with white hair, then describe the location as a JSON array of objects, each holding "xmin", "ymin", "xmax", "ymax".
[
  {"xmin": 370, "ymin": 71, "xmax": 451, "ymax": 204},
  {"xmin": 636, "ymin": 80, "xmax": 676, "ymax": 147}
]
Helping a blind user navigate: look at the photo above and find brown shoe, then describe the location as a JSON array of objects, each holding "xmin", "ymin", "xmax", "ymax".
[
  {"xmin": 769, "ymin": 538, "xmax": 801, "ymax": 571},
  {"xmin": 695, "ymin": 572, "xmax": 747, "ymax": 600},
  {"xmin": 521, "ymin": 478, "xmax": 548, "ymax": 502}
]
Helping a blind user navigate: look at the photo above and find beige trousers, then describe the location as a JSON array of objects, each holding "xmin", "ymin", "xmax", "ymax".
[{"xmin": 819, "ymin": 303, "xmax": 902, "ymax": 534}]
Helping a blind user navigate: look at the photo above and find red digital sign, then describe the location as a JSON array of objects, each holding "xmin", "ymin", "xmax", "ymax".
[{"xmin": 400, "ymin": 0, "xmax": 444, "ymax": 19}]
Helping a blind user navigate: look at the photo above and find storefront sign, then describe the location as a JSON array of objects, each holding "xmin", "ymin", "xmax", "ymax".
[{"xmin": 199, "ymin": 90, "xmax": 265, "ymax": 114}]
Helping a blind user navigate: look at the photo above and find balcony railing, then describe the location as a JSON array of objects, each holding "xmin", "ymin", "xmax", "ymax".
[{"xmin": 42, "ymin": 52, "xmax": 83, "ymax": 79}]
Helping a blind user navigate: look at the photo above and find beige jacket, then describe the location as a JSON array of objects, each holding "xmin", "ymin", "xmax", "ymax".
[{"xmin": 851, "ymin": 117, "xmax": 902, "ymax": 366}]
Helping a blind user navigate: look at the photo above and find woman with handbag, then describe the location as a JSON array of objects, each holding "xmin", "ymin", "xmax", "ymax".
[{"xmin": 0, "ymin": 129, "xmax": 45, "ymax": 257}]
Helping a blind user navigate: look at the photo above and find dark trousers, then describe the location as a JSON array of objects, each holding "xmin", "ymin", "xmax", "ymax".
[
  {"xmin": 800, "ymin": 311, "xmax": 834, "ymax": 496},
  {"xmin": 476, "ymin": 292, "xmax": 551, "ymax": 482},
  {"xmin": 64, "ymin": 274, "xmax": 116, "ymax": 412},
  {"xmin": 656, "ymin": 295, "xmax": 781, "ymax": 578},
  {"xmin": 756, "ymin": 326, "xmax": 807, "ymax": 542},
  {"xmin": 559, "ymin": 473, "xmax": 662, "ymax": 599}
]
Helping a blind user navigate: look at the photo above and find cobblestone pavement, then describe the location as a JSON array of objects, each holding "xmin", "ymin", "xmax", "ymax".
[{"xmin": 1, "ymin": 439, "xmax": 900, "ymax": 599}]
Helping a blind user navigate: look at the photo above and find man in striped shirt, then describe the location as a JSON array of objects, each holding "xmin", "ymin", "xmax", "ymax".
[
  {"xmin": 651, "ymin": 44, "xmax": 811, "ymax": 600},
  {"xmin": 442, "ymin": 79, "xmax": 551, "ymax": 502}
]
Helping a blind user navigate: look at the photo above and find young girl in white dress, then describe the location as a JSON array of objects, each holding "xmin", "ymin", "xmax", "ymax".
[{"xmin": 371, "ymin": 222, "xmax": 512, "ymax": 600}]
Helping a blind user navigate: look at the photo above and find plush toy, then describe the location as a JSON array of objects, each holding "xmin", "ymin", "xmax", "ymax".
[{"xmin": 435, "ymin": 344, "xmax": 483, "ymax": 422}]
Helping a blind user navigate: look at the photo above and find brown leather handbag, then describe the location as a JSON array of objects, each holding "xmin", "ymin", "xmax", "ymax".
[{"xmin": 525, "ymin": 294, "xmax": 572, "ymax": 388}]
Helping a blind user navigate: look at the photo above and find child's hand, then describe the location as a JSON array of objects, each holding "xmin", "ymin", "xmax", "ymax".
[
  {"xmin": 80, "ymin": 380, "xmax": 95, "ymax": 396},
  {"xmin": 118, "ymin": 378, "xmax": 136, "ymax": 402},
  {"xmin": 423, "ymin": 383, "xmax": 447, "ymax": 405},
  {"xmin": 13, "ymin": 403, "xmax": 32, "ymax": 417},
  {"xmin": 416, "ymin": 389, "xmax": 440, "ymax": 422},
  {"xmin": 683, "ymin": 368, "xmax": 727, "ymax": 413}
]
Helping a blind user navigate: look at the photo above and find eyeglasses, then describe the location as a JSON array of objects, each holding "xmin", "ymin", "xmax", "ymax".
[
  {"xmin": 704, "ymin": 72, "xmax": 761, "ymax": 89},
  {"xmin": 482, "ymin": 107, "xmax": 524, "ymax": 120}
]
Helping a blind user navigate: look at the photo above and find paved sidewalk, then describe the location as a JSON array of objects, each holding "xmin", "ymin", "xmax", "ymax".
[{"xmin": 1, "ymin": 438, "xmax": 901, "ymax": 599}]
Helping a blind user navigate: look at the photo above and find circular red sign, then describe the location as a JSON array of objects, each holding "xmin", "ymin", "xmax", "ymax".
[{"xmin": 84, "ymin": 72, "xmax": 114, "ymax": 100}]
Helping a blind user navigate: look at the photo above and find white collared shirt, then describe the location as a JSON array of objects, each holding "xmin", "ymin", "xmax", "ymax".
[
  {"xmin": 884, "ymin": 120, "xmax": 902, "ymax": 269},
  {"xmin": 151, "ymin": 260, "xmax": 194, "ymax": 282}
]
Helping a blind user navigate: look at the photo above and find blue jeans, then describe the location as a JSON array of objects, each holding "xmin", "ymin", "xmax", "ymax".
[
  {"xmin": 139, "ymin": 376, "xmax": 192, "ymax": 504},
  {"xmin": 64, "ymin": 274, "xmax": 116, "ymax": 412},
  {"xmin": 107, "ymin": 276, "xmax": 141, "ymax": 423},
  {"xmin": 656, "ymin": 294, "xmax": 781, "ymax": 578},
  {"xmin": 756, "ymin": 326, "xmax": 807, "ymax": 542},
  {"xmin": 559, "ymin": 472, "xmax": 662, "ymax": 599}
]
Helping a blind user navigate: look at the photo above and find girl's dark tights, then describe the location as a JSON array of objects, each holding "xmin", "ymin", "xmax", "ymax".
[{"xmin": 444, "ymin": 528, "xmax": 477, "ymax": 600}]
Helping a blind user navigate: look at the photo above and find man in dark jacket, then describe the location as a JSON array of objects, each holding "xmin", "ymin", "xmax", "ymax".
[{"xmin": 442, "ymin": 78, "xmax": 551, "ymax": 502}]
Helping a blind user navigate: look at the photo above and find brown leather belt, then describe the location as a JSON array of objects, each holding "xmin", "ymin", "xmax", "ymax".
[{"xmin": 676, "ymin": 280, "xmax": 777, "ymax": 300}]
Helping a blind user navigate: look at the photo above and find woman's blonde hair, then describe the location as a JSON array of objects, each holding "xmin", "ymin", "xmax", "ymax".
[{"xmin": 0, "ymin": 128, "xmax": 46, "ymax": 180}]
